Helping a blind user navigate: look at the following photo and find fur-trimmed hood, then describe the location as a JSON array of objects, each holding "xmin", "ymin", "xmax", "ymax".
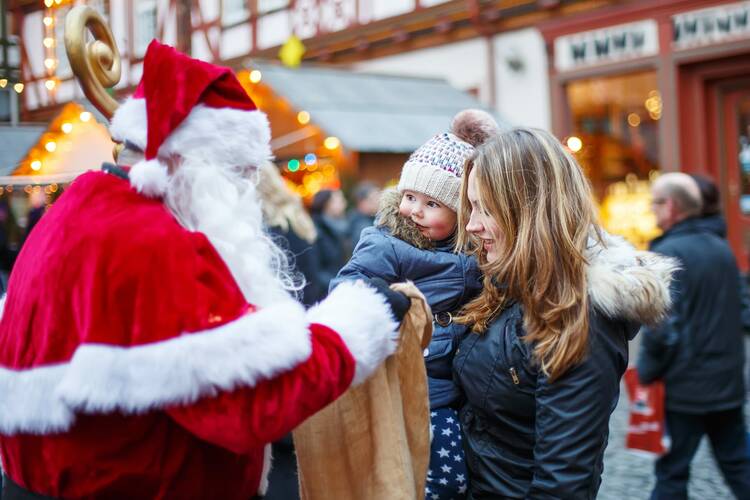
[
  {"xmin": 586, "ymin": 231, "xmax": 677, "ymax": 325},
  {"xmin": 375, "ymin": 188, "xmax": 438, "ymax": 249}
]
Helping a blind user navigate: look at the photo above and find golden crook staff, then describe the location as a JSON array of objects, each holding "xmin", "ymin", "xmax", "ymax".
[{"xmin": 64, "ymin": 6, "xmax": 121, "ymax": 120}]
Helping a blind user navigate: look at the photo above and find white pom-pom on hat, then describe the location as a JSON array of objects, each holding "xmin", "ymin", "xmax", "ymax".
[
  {"xmin": 129, "ymin": 159, "xmax": 169, "ymax": 198},
  {"xmin": 450, "ymin": 109, "xmax": 499, "ymax": 147}
]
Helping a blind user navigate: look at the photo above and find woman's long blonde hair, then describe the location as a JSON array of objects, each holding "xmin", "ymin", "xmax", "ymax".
[
  {"xmin": 455, "ymin": 128, "xmax": 602, "ymax": 381},
  {"xmin": 257, "ymin": 162, "xmax": 317, "ymax": 244}
]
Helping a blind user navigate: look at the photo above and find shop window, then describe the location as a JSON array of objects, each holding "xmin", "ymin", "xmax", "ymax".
[{"xmin": 566, "ymin": 71, "xmax": 661, "ymax": 247}]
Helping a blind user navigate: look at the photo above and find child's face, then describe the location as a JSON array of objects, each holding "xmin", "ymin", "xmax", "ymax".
[{"xmin": 398, "ymin": 190, "xmax": 457, "ymax": 241}]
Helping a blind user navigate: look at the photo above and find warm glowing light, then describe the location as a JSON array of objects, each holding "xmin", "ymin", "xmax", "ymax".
[
  {"xmin": 45, "ymin": 79, "xmax": 56, "ymax": 90},
  {"xmin": 45, "ymin": 141, "xmax": 57, "ymax": 152},
  {"xmin": 249, "ymin": 70, "xmax": 262, "ymax": 83},
  {"xmin": 43, "ymin": 16, "xmax": 54, "ymax": 26},
  {"xmin": 50, "ymin": 183, "xmax": 58, "ymax": 192},
  {"xmin": 566, "ymin": 136, "xmax": 583, "ymax": 152},
  {"xmin": 44, "ymin": 0, "xmax": 53, "ymax": 7},
  {"xmin": 80, "ymin": 111, "xmax": 92, "ymax": 122},
  {"xmin": 0, "ymin": 79, "xmax": 6, "ymax": 88},
  {"xmin": 61, "ymin": 122, "xmax": 73, "ymax": 134},
  {"xmin": 30, "ymin": 160, "xmax": 42, "ymax": 171},
  {"xmin": 297, "ymin": 110, "xmax": 311, "ymax": 125},
  {"xmin": 13, "ymin": 83, "xmax": 24, "ymax": 94},
  {"xmin": 324, "ymin": 136, "xmax": 341, "ymax": 150},
  {"xmin": 44, "ymin": 59, "xmax": 56, "ymax": 70},
  {"xmin": 627, "ymin": 113, "xmax": 641, "ymax": 127},
  {"xmin": 645, "ymin": 90, "xmax": 662, "ymax": 120},
  {"xmin": 43, "ymin": 38, "xmax": 55, "ymax": 48},
  {"xmin": 54, "ymin": 0, "xmax": 62, "ymax": 5}
]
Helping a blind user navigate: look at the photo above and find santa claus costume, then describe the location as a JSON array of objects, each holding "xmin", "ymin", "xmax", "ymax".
[{"xmin": 0, "ymin": 40, "xmax": 401, "ymax": 499}]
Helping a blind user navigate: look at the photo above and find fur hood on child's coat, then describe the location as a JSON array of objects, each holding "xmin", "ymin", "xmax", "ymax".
[{"xmin": 375, "ymin": 188, "xmax": 436, "ymax": 250}]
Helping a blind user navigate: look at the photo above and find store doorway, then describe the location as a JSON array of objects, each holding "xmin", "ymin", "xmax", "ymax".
[
  {"xmin": 720, "ymin": 85, "xmax": 750, "ymax": 271},
  {"xmin": 679, "ymin": 54, "xmax": 750, "ymax": 272}
]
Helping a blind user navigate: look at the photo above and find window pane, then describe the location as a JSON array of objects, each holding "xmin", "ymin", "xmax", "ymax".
[
  {"xmin": 222, "ymin": 0, "xmax": 248, "ymax": 24},
  {"xmin": 135, "ymin": 0, "xmax": 157, "ymax": 55},
  {"xmin": 738, "ymin": 98, "xmax": 750, "ymax": 214},
  {"xmin": 566, "ymin": 71, "xmax": 661, "ymax": 247},
  {"xmin": 257, "ymin": 0, "xmax": 288, "ymax": 14}
]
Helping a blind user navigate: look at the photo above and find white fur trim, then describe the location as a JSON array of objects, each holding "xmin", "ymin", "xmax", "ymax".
[
  {"xmin": 110, "ymin": 97, "xmax": 148, "ymax": 149},
  {"xmin": 258, "ymin": 443, "xmax": 272, "ymax": 495},
  {"xmin": 307, "ymin": 281, "xmax": 400, "ymax": 385},
  {"xmin": 0, "ymin": 300, "xmax": 312, "ymax": 434},
  {"xmin": 0, "ymin": 364, "xmax": 73, "ymax": 434},
  {"xmin": 109, "ymin": 98, "xmax": 272, "ymax": 169},
  {"xmin": 163, "ymin": 105, "xmax": 271, "ymax": 168},
  {"xmin": 586, "ymin": 232, "xmax": 678, "ymax": 324},
  {"xmin": 129, "ymin": 158, "xmax": 169, "ymax": 197}
]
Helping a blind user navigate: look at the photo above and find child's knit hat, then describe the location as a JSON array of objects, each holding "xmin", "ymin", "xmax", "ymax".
[{"xmin": 397, "ymin": 109, "xmax": 499, "ymax": 211}]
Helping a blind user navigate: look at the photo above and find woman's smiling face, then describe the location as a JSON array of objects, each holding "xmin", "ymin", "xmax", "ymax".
[{"xmin": 465, "ymin": 168, "xmax": 502, "ymax": 263}]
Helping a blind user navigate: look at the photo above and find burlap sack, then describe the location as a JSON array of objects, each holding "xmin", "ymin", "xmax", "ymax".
[{"xmin": 293, "ymin": 283, "xmax": 432, "ymax": 500}]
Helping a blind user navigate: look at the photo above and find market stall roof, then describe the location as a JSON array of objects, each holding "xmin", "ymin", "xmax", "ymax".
[
  {"xmin": 254, "ymin": 62, "xmax": 508, "ymax": 154},
  {"xmin": 0, "ymin": 125, "xmax": 46, "ymax": 176},
  {"xmin": 0, "ymin": 101, "xmax": 113, "ymax": 185}
]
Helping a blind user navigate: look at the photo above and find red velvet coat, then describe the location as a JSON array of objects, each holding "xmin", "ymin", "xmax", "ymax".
[{"xmin": 0, "ymin": 171, "xmax": 398, "ymax": 499}]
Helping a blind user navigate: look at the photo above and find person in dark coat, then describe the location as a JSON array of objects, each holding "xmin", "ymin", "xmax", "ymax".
[
  {"xmin": 453, "ymin": 128, "xmax": 676, "ymax": 499},
  {"xmin": 691, "ymin": 174, "xmax": 750, "ymax": 401},
  {"xmin": 258, "ymin": 162, "xmax": 319, "ymax": 307},
  {"xmin": 348, "ymin": 182, "xmax": 380, "ymax": 250},
  {"xmin": 310, "ymin": 188, "xmax": 349, "ymax": 302},
  {"xmin": 637, "ymin": 172, "xmax": 750, "ymax": 500}
]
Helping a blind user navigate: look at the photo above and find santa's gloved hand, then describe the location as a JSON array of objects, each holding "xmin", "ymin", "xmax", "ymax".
[{"xmin": 367, "ymin": 277, "xmax": 411, "ymax": 323}]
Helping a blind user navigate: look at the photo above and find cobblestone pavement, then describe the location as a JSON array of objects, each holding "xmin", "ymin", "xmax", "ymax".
[{"xmin": 598, "ymin": 388, "xmax": 749, "ymax": 499}]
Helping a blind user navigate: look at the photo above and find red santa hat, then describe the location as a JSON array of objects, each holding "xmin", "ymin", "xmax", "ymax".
[{"xmin": 109, "ymin": 40, "xmax": 271, "ymax": 197}]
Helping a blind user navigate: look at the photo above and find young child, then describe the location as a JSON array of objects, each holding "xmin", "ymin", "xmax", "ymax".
[{"xmin": 331, "ymin": 110, "xmax": 498, "ymax": 499}]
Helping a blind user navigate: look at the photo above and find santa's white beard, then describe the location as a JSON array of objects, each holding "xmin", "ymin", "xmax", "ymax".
[{"xmin": 164, "ymin": 158, "xmax": 296, "ymax": 307}]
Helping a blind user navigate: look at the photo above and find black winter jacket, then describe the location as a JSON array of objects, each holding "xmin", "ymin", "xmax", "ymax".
[
  {"xmin": 310, "ymin": 214, "xmax": 349, "ymax": 303},
  {"xmin": 454, "ymin": 233, "xmax": 675, "ymax": 499},
  {"xmin": 637, "ymin": 218, "xmax": 747, "ymax": 413}
]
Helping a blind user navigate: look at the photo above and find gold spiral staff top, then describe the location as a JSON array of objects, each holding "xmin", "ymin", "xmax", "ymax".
[{"xmin": 64, "ymin": 6, "xmax": 121, "ymax": 120}]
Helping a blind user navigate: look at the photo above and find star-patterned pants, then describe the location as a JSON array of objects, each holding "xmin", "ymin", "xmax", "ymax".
[{"xmin": 425, "ymin": 407, "xmax": 467, "ymax": 500}]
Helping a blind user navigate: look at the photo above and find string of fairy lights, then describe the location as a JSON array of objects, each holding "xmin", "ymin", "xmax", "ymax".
[{"xmin": 42, "ymin": 0, "xmax": 63, "ymax": 97}]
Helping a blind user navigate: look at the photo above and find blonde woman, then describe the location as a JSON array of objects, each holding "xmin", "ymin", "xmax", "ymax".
[
  {"xmin": 257, "ymin": 161, "xmax": 318, "ymax": 306},
  {"xmin": 452, "ymin": 128, "xmax": 676, "ymax": 498}
]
